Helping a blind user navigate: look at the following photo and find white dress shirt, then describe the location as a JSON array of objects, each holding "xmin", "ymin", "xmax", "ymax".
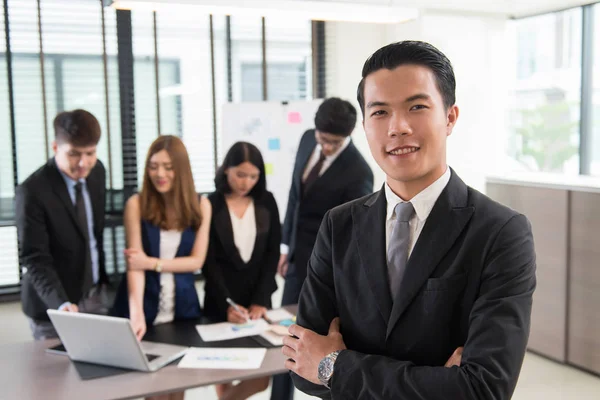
[
  {"xmin": 153, "ymin": 229, "xmax": 182, "ymax": 325},
  {"xmin": 385, "ymin": 167, "xmax": 451, "ymax": 259},
  {"xmin": 281, "ymin": 137, "xmax": 351, "ymax": 255},
  {"xmin": 230, "ymin": 199, "xmax": 257, "ymax": 263},
  {"xmin": 301, "ymin": 136, "xmax": 351, "ymax": 181}
]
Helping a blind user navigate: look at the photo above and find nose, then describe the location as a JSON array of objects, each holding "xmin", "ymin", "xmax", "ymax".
[{"xmin": 387, "ymin": 112, "xmax": 411, "ymax": 137}]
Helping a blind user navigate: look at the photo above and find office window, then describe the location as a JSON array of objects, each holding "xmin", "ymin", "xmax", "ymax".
[
  {"xmin": 231, "ymin": 18, "xmax": 263, "ymax": 102},
  {"xmin": 507, "ymin": 8, "xmax": 582, "ymax": 174},
  {"xmin": 591, "ymin": 4, "xmax": 600, "ymax": 176},
  {"xmin": 0, "ymin": 2, "xmax": 13, "ymax": 202},
  {"xmin": 266, "ymin": 18, "xmax": 312, "ymax": 101},
  {"xmin": 155, "ymin": 11, "xmax": 215, "ymax": 193}
]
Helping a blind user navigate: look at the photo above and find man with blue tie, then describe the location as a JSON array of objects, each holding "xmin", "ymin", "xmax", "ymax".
[{"xmin": 16, "ymin": 109, "xmax": 108, "ymax": 340}]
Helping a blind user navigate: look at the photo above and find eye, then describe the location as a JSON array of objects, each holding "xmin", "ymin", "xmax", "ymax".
[
  {"xmin": 370, "ymin": 110, "xmax": 386, "ymax": 117},
  {"xmin": 410, "ymin": 105, "xmax": 427, "ymax": 111}
]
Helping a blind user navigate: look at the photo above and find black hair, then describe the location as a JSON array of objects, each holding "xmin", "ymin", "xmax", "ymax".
[
  {"xmin": 314, "ymin": 97, "xmax": 357, "ymax": 137},
  {"xmin": 54, "ymin": 109, "xmax": 101, "ymax": 146},
  {"xmin": 214, "ymin": 141, "xmax": 267, "ymax": 199},
  {"xmin": 357, "ymin": 41, "xmax": 456, "ymax": 116}
]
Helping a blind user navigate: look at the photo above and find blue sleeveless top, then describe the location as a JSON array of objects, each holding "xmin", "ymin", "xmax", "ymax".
[{"xmin": 112, "ymin": 220, "xmax": 202, "ymax": 323}]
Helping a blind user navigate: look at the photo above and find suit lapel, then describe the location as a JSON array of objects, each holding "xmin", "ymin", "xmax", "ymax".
[
  {"xmin": 353, "ymin": 188, "xmax": 393, "ymax": 323},
  {"xmin": 214, "ymin": 196, "xmax": 244, "ymax": 268},
  {"xmin": 295, "ymin": 133, "xmax": 317, "ymax": 195},
  {"xmin": 48, "ymin": 159, "xmax": 85, "ymax": 238},
  {"xmin": 386, "ymin": 171, "xmax": 474, "ymax": 339},
  {"xmin": 307, "ymin": 141, "xmax": 354, "ymax": 195},
  {"xmin": 250, "ymin": 200, "xmax": 270, "ymax": 261}
]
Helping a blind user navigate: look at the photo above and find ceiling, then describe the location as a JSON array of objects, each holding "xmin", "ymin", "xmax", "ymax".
[{"xmin": 291, "ymin": 0, "xmax": 597, "ymax": 18}]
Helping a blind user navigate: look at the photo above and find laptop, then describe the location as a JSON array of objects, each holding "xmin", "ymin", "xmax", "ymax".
[{"xmin": 47, "ymin": 310, "xmax": 188, "ymax": 372}]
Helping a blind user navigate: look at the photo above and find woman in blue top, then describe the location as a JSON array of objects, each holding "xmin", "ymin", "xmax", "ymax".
[{"xmin": 113, "ymin": 135, "xmax": 211, "ymax": 344}]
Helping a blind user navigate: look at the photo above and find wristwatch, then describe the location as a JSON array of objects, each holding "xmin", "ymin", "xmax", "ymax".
[
  {"xmin": 318, "ymin": 350, "xmax": 341, "ymax": 388},
  {"xmin": 153, "ymin": 260, "xmax": 163, "ymax": 273}
]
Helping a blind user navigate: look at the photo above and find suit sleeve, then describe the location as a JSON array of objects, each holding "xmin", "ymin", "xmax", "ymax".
[
  {"xmin": 343, "ymin": 165, "xmax": 374, "ymax": 203},
  {"xmin": 251, "ymin": 193, "xmax": 282, "ymax": 306},
  {"xmin": 15, "ymin": 184, "xmax": 69, "ymax": 309},
  {"xmin": 293, "ymin": 213, "xmax": 536, "ymax": 400}
]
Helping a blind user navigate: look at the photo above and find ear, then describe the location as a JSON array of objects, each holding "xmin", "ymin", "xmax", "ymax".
[
  {"xmin": 446, "ymin": 105, "xmax": 459, "ymax": 137},
  {"xmin": 51, "ymin": 141, "xmax": 58, "ymax": 154}
]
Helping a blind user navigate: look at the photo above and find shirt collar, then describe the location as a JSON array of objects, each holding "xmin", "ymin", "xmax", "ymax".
[
  {"xmin": 58, "ymin": 167, "xmax": 85, "ymax": 190},
  {"xmin": 385, "ymin": 167, "xmax": 451, "ymax": 221},
  {"xmin": 315, "ymin": 136, "xmax": 351, "ymax": 161}
]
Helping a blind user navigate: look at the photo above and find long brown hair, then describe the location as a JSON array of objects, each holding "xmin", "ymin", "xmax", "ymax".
[{"xmin": 139, "ymin": 135, "xmax": 202, "ymax": 231}]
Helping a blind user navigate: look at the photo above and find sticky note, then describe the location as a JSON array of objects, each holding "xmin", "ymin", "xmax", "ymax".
[
  {"xmin": 268, "ymin": 138, "xmax": 281, "ymax": 151},
  {"xmin": 265, "ymin": 163, "xmax": 274, "ymax": 175},
  {"xmin": 287, "ymin": 112, "xmax": 301, "ymax": 124}
]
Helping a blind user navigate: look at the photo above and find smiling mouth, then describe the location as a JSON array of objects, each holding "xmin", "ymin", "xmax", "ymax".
[{"xmin": 388, "ymin": 147, "xmax": 420, "ymax": 155}]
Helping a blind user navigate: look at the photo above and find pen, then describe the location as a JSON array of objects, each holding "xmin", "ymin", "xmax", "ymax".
[{"xmin": 226, "ymin": 297, "xmax": 249, "ymax": 322}]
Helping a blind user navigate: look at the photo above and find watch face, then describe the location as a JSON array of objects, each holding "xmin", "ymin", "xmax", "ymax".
[{"xmin": 318, "ymin": 356, "xmax": 335, "ymax": 382}]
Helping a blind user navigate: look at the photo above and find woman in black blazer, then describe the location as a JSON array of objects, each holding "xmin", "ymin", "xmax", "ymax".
[{"xmin": 203, "ymin": 141, "xmax": 281, "ymax": 400}]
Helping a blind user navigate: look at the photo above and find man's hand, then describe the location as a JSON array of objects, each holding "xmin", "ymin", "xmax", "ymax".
[
  {"xmin": 444, "ymin": 346, "xmax": 464, "ymax": 368},
  {"xmin": 282, "ymin": 317, "xmax": 346, "ymax": 385},
  {"xmin": 277, "ymin": 254, "xmax": 289, "ymax": 277},
  {"xmin": 248, "ymin": 304, "xmax": 267, "ymax": 320},
  {"xmin": 62, "ymin": 303, "xmax": 79, "ymax": 312},
  {"xmin": 124, "ymin": 248, "xmax": 154, "ymax": 271}
]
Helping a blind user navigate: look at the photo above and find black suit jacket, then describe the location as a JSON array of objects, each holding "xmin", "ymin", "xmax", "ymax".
[
  {"xmin": 16, "ymin": 158, "xmax": 107, "ymax": 321},
  {"xmin": 282, "ymin": 129, "xmax": 373, "ymax": 279},
  {"xmin": 292, "ymin": 170, "xmax": 536, "ymax": 399},
  {"xmin": 203, "ymin": 190, "xmax": 282, "ymax": 321}
]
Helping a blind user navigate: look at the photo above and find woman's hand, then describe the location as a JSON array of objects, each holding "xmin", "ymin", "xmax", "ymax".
[
  {"xmin": 248, "ymin": 304, "xmax": 267, "ymax": 320},
  {"xmin": 124, "ymin": 248, "xmax": 155, "ymax": 271},
  {"xmin": 227, "ymin": 304, "xmax": 250, "ymax": 324},
  {"xmin": 130, "ymin": 306, "xmax": 147, "ymax": 341}
]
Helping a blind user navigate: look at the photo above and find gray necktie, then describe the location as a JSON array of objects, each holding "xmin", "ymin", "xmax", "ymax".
[{"xmin": 387, "ymin": 202, "xmax": 415, "ymax": 297}]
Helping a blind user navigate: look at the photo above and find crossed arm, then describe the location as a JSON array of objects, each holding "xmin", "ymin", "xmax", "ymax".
[{"xmin": 285, "ymin": 212, "xmax": 536, "ymax": 400}]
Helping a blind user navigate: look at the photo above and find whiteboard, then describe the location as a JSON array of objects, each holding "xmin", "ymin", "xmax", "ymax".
[{"xmin": 221, "ymin": 100, "xmax": 323, "ymax": 221}]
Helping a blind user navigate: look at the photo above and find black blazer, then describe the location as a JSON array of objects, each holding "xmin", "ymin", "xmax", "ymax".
[
  {"xmin": 16, "ymin": 158, "xmax": 107, "ymax": 321},
  {"xmin": 292, "ymin": 170, "xmax": 536, "ymax": 399},
  {"xmin": 203, "ymin": 190, "xmax": 281, "ymax": 322},
  {"xmin": 282, "ymin": 129, "xmax": 373, "ymax": 279}
]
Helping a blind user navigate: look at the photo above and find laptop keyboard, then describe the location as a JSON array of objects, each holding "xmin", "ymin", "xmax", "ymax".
[{"xmin": 145, "ymin": 353, "xmax": 160, "ymax": 362}]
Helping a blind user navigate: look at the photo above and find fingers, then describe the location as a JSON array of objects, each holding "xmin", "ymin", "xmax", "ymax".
[
  {"xmin": 287, "ymin": 324, "xmax": 305, "ymax": 339},
  {"xmin": 444, "ymin": 346, "xmax": 464, "ymax": 367},
  {"xmin": 284, "ymin": 358, "xmax": 297, "ymax": 372},
  {"xmin": 328, "ymin": 317, "xmax": 340, "ymax": 335},
  {"xmin": 64, "ymin": 304, "xmax": 79, "ymax": 312},
  {"xmin": 281, "ymin": 344, "xmax": 296, "ymax": 359}
]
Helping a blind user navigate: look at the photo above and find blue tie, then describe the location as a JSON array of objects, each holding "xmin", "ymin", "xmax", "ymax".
[{"xmin": 387, "ymin": 202, "xmax": 415, "ymax": 297}]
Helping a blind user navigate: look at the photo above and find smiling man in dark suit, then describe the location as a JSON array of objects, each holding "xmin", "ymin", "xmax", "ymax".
[
  {"xmin": 283, "ymin": 41, "xmax": 537, "ymax": 399},
  {"xmin": 271, "ymin": 97, "xmax": 374, "ymax": 400},
  {"xmin": 16, "ymin": 109, "xmax": 108, "ymax": 340}
]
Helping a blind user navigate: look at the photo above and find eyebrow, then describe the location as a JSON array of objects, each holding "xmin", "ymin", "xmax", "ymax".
[{"xmin": 366, "ymin": 94, "xmax": 431, "ymax": 109}]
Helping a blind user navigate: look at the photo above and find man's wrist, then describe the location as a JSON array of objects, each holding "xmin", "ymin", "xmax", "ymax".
[
  {"xmin": 280, "ymin": 244, "xmax": 289, "ymax": 255},
  {"xmin": 318, "ymin": 349, "xmax": 343, "ymax": 389},
  {"xmin": 58, "ymin": 301, "xmax": 72, "ymax": 311}
]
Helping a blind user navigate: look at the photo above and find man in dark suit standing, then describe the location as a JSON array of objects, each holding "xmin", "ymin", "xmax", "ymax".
[
  {"xmin": 16, "ymin": 109, "xmax": 108, "ymax": 340},
  {"xmin": 282, "ymin": 41, "xmax": 536, "ymax": 399},
  {"xmin": 271, "ymin": 98, "xmax": 374, "ymax": 400}
]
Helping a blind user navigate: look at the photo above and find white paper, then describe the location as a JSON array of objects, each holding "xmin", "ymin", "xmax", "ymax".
[
  {"xmin": 259, "ymin": 330, "xmax": 284, "ymax": 346},
  {"xmin": 196, "ymin": 319, "xmax": 270, "ymax": 342},
  {"xmin": 177, "ymin": 347, "xmax": 267, "ymax": 370},
  {"xmin": 265, "ymin": 308, "xmax": 294, "ymax": 322}
]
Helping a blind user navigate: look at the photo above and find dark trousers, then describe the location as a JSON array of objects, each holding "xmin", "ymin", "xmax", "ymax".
[
  {"xmin": 27, "ymin": 284, "xmax": 110, "ymax": 341},
  {"xmin": 271, "ymin": 269, "xmax": 304, "ymax": 400}
]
